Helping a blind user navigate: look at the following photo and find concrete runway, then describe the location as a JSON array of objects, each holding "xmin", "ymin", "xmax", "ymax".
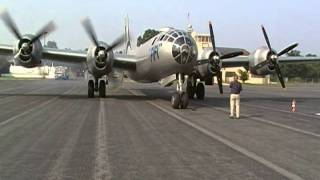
[{"xmin": 0, "ymin": 80, "xmax": 319, "ymax": 180}]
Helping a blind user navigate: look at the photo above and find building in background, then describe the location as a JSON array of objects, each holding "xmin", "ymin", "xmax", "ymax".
[{"xmin": 9, "ymin": 63, "xmax": 56, "ymax": 79}]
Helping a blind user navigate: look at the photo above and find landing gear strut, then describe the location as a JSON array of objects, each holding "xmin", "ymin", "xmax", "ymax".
[
  {"xmin": 87, "ymin": 78, "xmax": 106, "ymax": 98},
  {"xmin": 171, "ymin": 73, "xmax": 189, "ymax": 109}
]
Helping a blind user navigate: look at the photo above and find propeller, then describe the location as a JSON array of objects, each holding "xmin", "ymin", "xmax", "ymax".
[
  {"xmin": 207, "ymin": 21, "xmax": 243, "ymax": 94},
  {"xmin": 81, "ymin": 17, "xmax": 125, "ymax": 61},
  {"xmin": 0, "ymin": 10, "xmax": 22, "ymax": 40},
  {"xmin": 0, "ymin": 10, "xmax": 56, "ymax": 53},
  {"xmin": 261, "ymin": 25, "xmax": 298, "ymax": 88}
]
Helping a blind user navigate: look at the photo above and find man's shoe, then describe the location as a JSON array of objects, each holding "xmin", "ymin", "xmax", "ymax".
[
  {"xmin": 235, "ymin": 117, "xmax": 240, "ymax": 120},
  {"xmin": 229, "ymin": 115, "xmax": 234, "ymax": 119}
]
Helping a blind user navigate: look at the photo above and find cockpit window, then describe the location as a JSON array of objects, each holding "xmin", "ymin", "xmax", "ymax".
[
  {"xmin": 175, "ymin": 37, "xmax": 185, "ymax": 46},
  {"xmin": 163, "ymin": 35, "xmax": 169, "ymax": 41},
  {"xmin": 170, "ymin": 31, "xmax": 198, "ymax": 64},
  {"xmin": 159, "ymin": 35, "xmax": 165, "ymax": 41},
  {"xmin": 172, "ymin": 44, "xmax": 180, "ymax": 58},
  {"xmin": 185, "ymin": 38, "xmax": 192, "ymax": 46}
]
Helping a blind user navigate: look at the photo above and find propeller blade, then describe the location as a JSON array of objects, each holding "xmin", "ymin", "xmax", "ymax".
[
  {"xmin": 81, "ymin": 17, "xmax": 99, "ymax": 47},
  {"xmin": 105, "ymin": 35, "xmax": 126, "ymax": 52},
  {"xmin": 217, "ymin": 71, "xmax": 223, "ymax": 94},
  {"xmin": 261, "ymin": 25, "xmax": 273, "ymax": 52},
  {"xmin": 209, "ymin": 21, "xmax": 216, "ymax": 53},
  {"xmin": 30, "ymin": 21, "xmax": 56, "ymax": 44},
  {"xmin": 275, "ymin": 63, "xmax": 286, "ymax": 88},
  {"xmin": 0, "ymin": 10, "xmax": 22, "ymax": 40},
  {"xmin": 220, "ymin": 51, "xmax": 244, "ymax": 60},
  {"xmin": 277, "ymin": 43, "xmax": 299, "ymax": 57}
]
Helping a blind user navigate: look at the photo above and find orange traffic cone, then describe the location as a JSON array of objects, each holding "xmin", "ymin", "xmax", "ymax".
[{"xmin": 291, "ymin": 99, "xmax": 296, "ymax": 112}]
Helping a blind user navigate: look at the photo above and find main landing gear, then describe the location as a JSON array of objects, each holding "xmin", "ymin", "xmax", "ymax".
[
  {"xmin": 186, "ymin": 76, "xmax": 205, "ymax": 100},
  {"xmin": 88, "ymin": 78, "xmax": 107, "ymax": 98},
  {"xmin": 171, "ymin": 74, "xmax": 189, "ymax": 109}
]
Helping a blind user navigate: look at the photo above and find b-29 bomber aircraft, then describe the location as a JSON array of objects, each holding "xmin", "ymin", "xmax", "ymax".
[{"xmin": 0, "ymin": 10, "xmax": 319, "ymax": 109}]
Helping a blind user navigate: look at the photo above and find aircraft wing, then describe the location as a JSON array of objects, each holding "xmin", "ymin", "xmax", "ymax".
[
  {"xmin": 277, "ymin": 56, "xmax": 320, "ymax": 63},
  {"xmin": 0, "ymin": 44, "xmax": 14, "ymax": 56},
  {"xmin": 0, "ymin": 45, "xmax": 139, "ymax": 71},
  {"xmin": 221, "ymin": 56, "xmax": 250, "ymax": 68},
  {"xmin": 42, "ymin": 48, "xmax": 87, "ymax": 63},
  {"xmin": 113, "ymin": 54, "xmax": 142, "ymax": 71},
  {"xmin": 219, "ymin": 56, "xmax": 320, "ymax": 69}
]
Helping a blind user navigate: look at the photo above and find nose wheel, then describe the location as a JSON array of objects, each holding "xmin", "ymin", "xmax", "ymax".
[
  {"xmin": 171, "ymin": 92, "xmax": 189, "ymax": 109},
  {"xmin": 171, "ymin": 73, "xmax": 189, "ymax": 109}
]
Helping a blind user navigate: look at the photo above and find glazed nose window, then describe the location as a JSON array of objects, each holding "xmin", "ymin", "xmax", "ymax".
[{"xmin": 171, "ymin": 33, "xmax": 197, "ymax": 64}]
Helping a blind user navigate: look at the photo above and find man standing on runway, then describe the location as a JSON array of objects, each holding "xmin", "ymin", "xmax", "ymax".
[{"xmin": 229, "ymin": 75, "xmax": 242, "ymax": 119}]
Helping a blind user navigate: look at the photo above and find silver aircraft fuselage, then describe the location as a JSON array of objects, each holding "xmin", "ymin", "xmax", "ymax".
[{"xmin": 126, "ymin": 28, "xmax": 198, "ymax": 83}]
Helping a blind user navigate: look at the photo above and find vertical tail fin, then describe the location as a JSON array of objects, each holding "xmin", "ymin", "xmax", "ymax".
[{"xmin": 124, "ymin": 15, "xmax": 132, "ymax": 55}]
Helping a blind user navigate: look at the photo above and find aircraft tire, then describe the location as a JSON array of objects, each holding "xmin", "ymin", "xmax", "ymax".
[
  {"xmin": 171, "ymin": 93, "xmax": 180, "ymax": 109},
  {"xmin": 99, "ymin": 80, "xmax": 106, "ymax": 98},
  {"xmin": 88, "ymin": 80, "xmax": 95, "ymax": 98},
  {"xmin": 180, "ymin": 92, "xmax": 189, "ymax": 109},
  {"xmin": 196, "ymin": 83, "xmax": 205, "ymax": 100}
]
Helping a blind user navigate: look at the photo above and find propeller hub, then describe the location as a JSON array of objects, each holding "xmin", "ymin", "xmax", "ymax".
[
  {"xmin": 213, "ymin": 55, "xmax": 220, "ymax": 61},
  {"xmin": 98, "ymin": 50, "xmax": 106, "ymax": 59},
  {"xmin": 270, "ymin": 54, "xmax": 278, "ymax": 61},
  {"xmin": 21, "ymin": 43, "xmax": 29, "ymax": 51}
]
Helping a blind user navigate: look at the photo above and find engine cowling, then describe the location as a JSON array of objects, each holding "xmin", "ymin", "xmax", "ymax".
[
  {"xmin": 249, "ymin": 47, "xmax": 276, "ymax": 76},
  {"xmin": 86, "ymin": 42, "xmax": 113, "ymax": 78},
  {"xmin": 196, "ymin": 48, "xmax": 218, "ymax": 79},
  {"xmin": 13, "ymin": 35, "xmax": 42, "ymax": 68}
]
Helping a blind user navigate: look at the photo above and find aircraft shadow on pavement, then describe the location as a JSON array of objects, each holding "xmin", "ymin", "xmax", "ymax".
[
  {"xmin": 0, "ymin": 93, "xmax": 163, "ymax": 101},
  {"xmin": 1, "ymin": 89, "xmax": 319, "ymax": 104}
]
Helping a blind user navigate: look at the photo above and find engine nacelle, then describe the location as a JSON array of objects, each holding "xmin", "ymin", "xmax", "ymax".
[
  {"xmin": 13, "ymin": 35, "xmax": 42, "ymax": 68},
  {"xmin": 249, "ymin": 47, "xmax": 276, "ymax": 76},
  {"xmin": 86, "ymin": 42, "xmax": 113, "ymax": 78},
  {"xmin": 195, "ymin": 48, "xmax": 217, "ymax": 79}
]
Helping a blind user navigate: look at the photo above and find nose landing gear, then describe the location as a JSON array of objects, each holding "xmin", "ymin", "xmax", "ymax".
[{"xmin": 171, "ymin": 73, "xmax": 189, "ymax": 109}]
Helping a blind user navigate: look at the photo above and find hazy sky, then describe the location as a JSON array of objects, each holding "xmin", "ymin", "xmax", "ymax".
[{"xmin": 1, "ymin": 0, "xmax": 320, "ymax": 54}]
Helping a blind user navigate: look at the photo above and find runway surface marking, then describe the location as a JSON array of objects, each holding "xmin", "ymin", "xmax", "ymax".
[
  {"xmin": 0, "ymin": 85, "xmax": 76, "ymax": 128},
  {"xmin": 127, "ymin": 89, "xmax": 304, "ymax": 180},
  {"xmin": 194, "ymin": 101, "xmax": 320, "ymax": 139},
  {"xmin": 94, "ymin": 99, "xmax": 112, "ymax": 180}
]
